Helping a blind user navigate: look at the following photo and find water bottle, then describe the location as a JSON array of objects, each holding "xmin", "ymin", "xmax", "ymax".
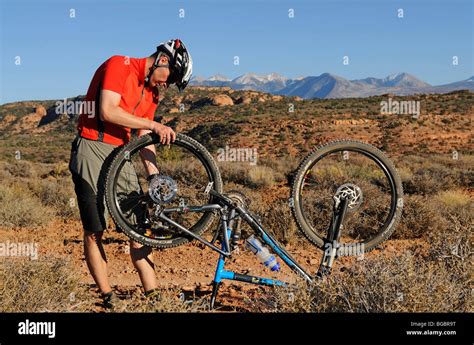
[{"xmin": 245, "ymin": 235, "xmax": 280, "ymax": 272}]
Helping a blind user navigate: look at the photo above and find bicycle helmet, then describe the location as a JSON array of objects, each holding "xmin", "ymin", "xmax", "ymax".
[{"xmin": 146, "ymin": 38, "xmax": 193, "ymax": 92}]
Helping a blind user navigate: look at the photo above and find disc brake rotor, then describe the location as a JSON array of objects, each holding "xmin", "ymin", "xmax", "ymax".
[
  {"xmin": 334, "ymin": 183, "xmax": 363, "ymax": 211},
  {"xmin": 148, "ymin": 175, "xmax": 178, "ymax": 204}
]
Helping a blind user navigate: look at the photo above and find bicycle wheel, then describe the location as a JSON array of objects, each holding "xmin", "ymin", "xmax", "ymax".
[
  {"xmin": 291, "ymin": 140, "xmax": 403, "ymax": 253},
  {"xmin": 105, "ymin": 133, "xmax": 223, "ymax": 249}
]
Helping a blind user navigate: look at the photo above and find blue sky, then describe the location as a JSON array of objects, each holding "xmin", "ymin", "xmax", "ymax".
[{"xmin": 0, "ymin": 0, "xmax": 472, "ymax": 104}]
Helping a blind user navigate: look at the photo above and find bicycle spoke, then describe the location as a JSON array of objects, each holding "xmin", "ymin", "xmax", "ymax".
[
  {"xmin": 296, "ymin": 146, "xmax": 398, "ymax": 246},
  {"xmin": 107, "ymin": 134, "xmax": 222, "ymax": 247}
]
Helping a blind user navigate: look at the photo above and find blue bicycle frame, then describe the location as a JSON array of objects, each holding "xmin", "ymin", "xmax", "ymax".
[{"xmin": 157, "ymin": 189, "xmax": 319, "ymax": 308}]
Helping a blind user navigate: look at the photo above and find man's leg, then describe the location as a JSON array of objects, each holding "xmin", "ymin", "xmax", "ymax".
[
  {"xmin": 130, "ymin": 240, "xmax": 157, "ymax": 292},
  {"xmin": 84, "ymin": 230, "xmax": 112, "ymax": 294},
  {"xmin": 69, "ymin": 136, "xmax": 116, "ymax": 303}
]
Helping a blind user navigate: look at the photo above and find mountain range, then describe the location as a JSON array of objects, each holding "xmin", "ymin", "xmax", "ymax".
[{"xmin": 190, "ymin": 72, "xmax": 474, "ymax": 99}]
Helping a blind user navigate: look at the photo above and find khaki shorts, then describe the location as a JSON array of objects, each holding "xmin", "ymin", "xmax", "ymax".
[{"xmin": 68, "ymin": 135, "xmax": 143, "ymax": 232}]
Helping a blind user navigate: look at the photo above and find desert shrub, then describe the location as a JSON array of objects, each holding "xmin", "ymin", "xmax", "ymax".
[
  {"xmin": 243, "ymin": 193, "xmax": 298, "ymax": 244},
  {"xmin": 436, "ymin": 190, "xmax": 472, "ymax": 209},
  {"xmin": 0, "ymin": 184, "xmax": 55, "ymax": 228},
  {"xmin": 259, "ymin": 199, "xmax": 298, "ymax": 244},
  {"xmin": 28, "ymin": 178, "xmax": 78, "ymax": 219},
  {"xmin": 223, "ymin": 164, "xmax": 251, "ymax": 185},
  {"xmin": 0, "ymin": 161, "xmax": 13, "ymax": 181},
  {"xmin": 248, "ymin": 166, "xmax": 275, "ymax": 188},
  {"xmin": 403, "ymin": 168, "xmax": 454, "ymax": 195},
  {"xmin": 259, "ymin": 156, "xmax": 298, "ymax": 184},
  {"xmin": 0, "ymin": 257, "xmax": 91, "ymax": 312},
  {"xmin": 393, "ymin": 195, "xmax": 449, "ymax": 239},
  {"xmin": 217, "ymin": 163, "xmax": 276, "ymax": 189},
  {"xmin": 428, "ymin": 203, "xmax": 472, "ymax": 264},
  {"xmin": 3, "ymin": 160, "xmax": 36, "ymax": 178},
  {"xmin": 186, "ymin": 123, "xmax": 242, "ymax": 152},
  {"xmin": 111, "ymin": 287, "xmax": 209, "ymax": 313},
  {"xmin": 400, "ymin": 155, "xmax": 472, "ymax": 193},
  {"xmin": 49, "ymin": 162, "xmax": 70, "ymax": 178},
  {"xmin": 0, "ymin": 255, "xmax": 209, "ymax": 312},
  {"xmin": 253, "ymin": 251, "xmax": 470, "ymax": 313},
  {"xmin": 396, "ymin": 166, "xmax": 414, "ymax": 185}
]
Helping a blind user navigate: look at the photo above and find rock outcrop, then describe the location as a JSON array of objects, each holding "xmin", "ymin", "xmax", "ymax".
[
  {"xmin": 35, "ymin": 105, "xmax": 47, "ymax": 117},
  {"xmin": 210, "ymin": 94, "xmax": 234, "ymax": 106}
]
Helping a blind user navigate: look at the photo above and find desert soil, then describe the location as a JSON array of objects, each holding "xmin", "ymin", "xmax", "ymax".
[{"xmin": 0, "ymin": 218, "xmax": 428, "ymax": 312}]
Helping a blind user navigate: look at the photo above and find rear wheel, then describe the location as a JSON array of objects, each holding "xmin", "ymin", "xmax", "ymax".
[
  {"xmin": 105, "ymin": 133, "xmax": 223, "ymax": 249},
  {"xmin": 291, "ymin": 140, "xmax": 403, "ymax": 253}
]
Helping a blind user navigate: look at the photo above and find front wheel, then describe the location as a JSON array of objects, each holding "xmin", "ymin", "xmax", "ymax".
[
  {"xmin": 291, "ymin": 140, "xmax": 403, "ymax": 253},
  {"xmin": 105, "ymin": 133, "xmax": 223, "ymax": 249}
]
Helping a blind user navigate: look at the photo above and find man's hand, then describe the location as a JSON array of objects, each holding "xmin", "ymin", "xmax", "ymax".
[{"xmin": 149, "ymin": 122, "xmax": 176, "ymax": 145}]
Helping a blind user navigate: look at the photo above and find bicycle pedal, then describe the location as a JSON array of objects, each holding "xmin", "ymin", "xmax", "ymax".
[{"xmin": 143, "ymin": 222, "xmax": 174, "ymax": 239}]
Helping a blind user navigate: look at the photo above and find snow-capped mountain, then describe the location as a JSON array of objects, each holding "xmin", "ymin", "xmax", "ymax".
[
  {"xmin": 190, "ymin": 73, "xmax": 474, "ymax": 99},
  {"xmin": 353, "ymin": 73, "xmax": 431, "ymax": 88},
  {"xmin": 207, "ymin": 74, "xmax": 231, "ymax": 82},
  {"xmin": 191, "ymin": 74, "xmax": 230, "ymax": 87},
  {"xmin": 430, "ymin": 76, "xmax": 474, "ymax": 93},
  {"xmin": 226, "ymin": 73, "xmax": 289, "ymax": 92}
]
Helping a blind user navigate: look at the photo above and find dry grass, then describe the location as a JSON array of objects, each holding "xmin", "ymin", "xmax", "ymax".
[
  {"xmin": 0, "ymin": 257, "xmax": 210, "ymax": 313},
  {"xmin": 250, "ymin": 204, "xmax": 472, "ymax": 313},
  {"xmin": 0, "ymin": 257, "xmax": 92, "ymax": 312},
  {"xmin": 1, "ymin": 160, "xmax": 36, "ymax": 178},
  {"xmin": 218, "ymin": 162, "xmax": 276, "ymax": 188},
  {"xmin": 248, "ymin": 166, "xmax": 275, "ymax": 188},
  {"xmin": 0, "ymin": 184, "xmax": 55, "ymax": 228},
  {"xmin": 436, "ymin": 190, "xmax": 472, "ymax": 209},
  {"xmin": 252, "ymin": 253, "xmax": 471, "ymax": 313},
  {"xmin": 393, "ymin": 195, "xmax": 449, "ymax": 239},
  {"xmin": 110, "ymin": 288, "xmax": 210, "ymax": 313},
  {"xmin": 28, "ymin": 178, "xmax": 79, "ymax": 219}
]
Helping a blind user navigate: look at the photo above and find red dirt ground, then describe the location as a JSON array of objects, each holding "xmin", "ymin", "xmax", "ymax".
[{"xmin": 0, "ymin": 218, "xmax": 429, "ymax": 312}]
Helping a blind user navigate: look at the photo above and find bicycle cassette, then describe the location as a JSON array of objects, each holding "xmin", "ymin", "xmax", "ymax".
[
  {"xmin": 224, "ymin": 190, "xmax": 250, "ymax": 208},
  {"xmin": 148, "ymin": 175, "xmax": 178, "ymax": 204}
]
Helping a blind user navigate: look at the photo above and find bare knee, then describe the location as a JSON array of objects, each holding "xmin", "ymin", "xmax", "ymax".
[
  {"xmin": 84, "ymin": 231, "xmax": 103, "ymax": 245},
  {"xmin": 130, "ymin": 240, "xmax": 152, "ymax": 258},
  {"xmin": 130, "ymin": 240, "xmax": 147, "ymax": 250}
]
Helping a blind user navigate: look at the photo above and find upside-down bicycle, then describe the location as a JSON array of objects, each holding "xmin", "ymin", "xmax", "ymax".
[{"xmin": 104, "ymin": 133, "xmax": 403, "ymax": 308}]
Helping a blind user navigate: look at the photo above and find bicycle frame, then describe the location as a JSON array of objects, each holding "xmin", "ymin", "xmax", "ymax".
[
  {"xmin": 158, "ymin": 190, "xmax": 314, "ymax": 278},
  {"xmin": 155, "ymin": 189, "xmax": 326, "ymax": 307}
]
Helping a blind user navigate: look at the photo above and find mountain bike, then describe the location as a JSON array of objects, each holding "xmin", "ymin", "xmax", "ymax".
[{"xmin": 105, "ymin": 133, "xmax": 403, "ymax": 308}]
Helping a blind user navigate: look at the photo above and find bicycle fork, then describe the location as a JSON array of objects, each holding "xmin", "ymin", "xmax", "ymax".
[{"xmin": 316, "ymin": 197, "xmax": 349, "ymax": 278}]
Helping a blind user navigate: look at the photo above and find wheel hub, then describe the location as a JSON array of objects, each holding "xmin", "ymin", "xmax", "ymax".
[
  {"xmin": 148, "ymin": 175, "xmax": 178, "ymax": 204},
  {"xmin": 334, "ymin": 183, "xmax": 363, "ymax": 211}
]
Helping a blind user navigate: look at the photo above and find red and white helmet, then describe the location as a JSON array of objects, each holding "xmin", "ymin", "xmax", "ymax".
[{"xmin": 153, "ymin": 38, "xmax": 193, "ymax": 92}]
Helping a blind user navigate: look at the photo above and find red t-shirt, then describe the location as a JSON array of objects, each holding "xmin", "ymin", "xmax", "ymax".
[{"xmin": 77, "ymin": 55, "xmax": 159, "ymax": 146}]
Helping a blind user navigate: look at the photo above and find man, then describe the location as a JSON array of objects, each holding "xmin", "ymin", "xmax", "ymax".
[{"xmin": 69, "ymin": 39, "xmax": 193, "ymax": 308}]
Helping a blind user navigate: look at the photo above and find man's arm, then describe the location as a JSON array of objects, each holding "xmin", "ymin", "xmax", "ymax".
[
  {"xmin": 100, "ymin": 89, "xmax": 176, "ymax": 145},
  {"xmin": 138, "ymin": 129, "xmax": 159, "ymax": 176}
]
